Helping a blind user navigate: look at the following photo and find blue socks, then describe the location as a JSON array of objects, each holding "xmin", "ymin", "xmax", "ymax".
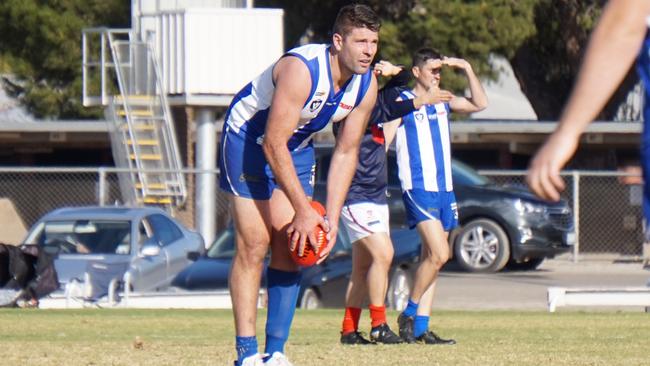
[
  {"xmin": 402, "ymin": 299, "xmax": 418, "ymax": 317},
  {"xmin": 264, "ymin": 267, "xmax": 302, "ymax": 356},
  {"xmin": 414, "ymin": 315, "xmax": 430, "ymax": 338},
  {"xmin": 235, "ymin": 336, "xmax": 257, "ymax": 365},
  {"xmin": 402, "ymin": 299, "xmax": 429, "ymax": 338}
]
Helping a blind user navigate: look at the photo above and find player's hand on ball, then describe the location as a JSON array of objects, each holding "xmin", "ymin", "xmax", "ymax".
[
  {"xmin": 288, "ymin": 201, "xmax": 330, "ymax": 267},
  {"xmin": 287, "ymin": 202, "xmax": 329, "ymax": 256},
  {"xmin": 316, "ymin": 219, "xmax": 337, "ymax": 265}
]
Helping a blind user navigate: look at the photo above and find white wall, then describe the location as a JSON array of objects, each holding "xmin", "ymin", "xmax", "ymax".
[
  {"xmin": 471, "ymin": 56, "xmax": 537, "ymax": 120},
  {"xmin": 139, "ymin": 8, "xmax": 283, "ymax": 97}
]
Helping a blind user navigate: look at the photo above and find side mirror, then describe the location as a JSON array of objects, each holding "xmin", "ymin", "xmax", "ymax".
[
  {"xmin": 140, "ymin": 239, "xmax": 161, "ymax": 257},
  {"xmin": 186, "ymin": 251, "xmax": 200, "ymax": 261},
  {"xmin": 141, "ymin": 245, "xmax": 160, "ymax": 257}
]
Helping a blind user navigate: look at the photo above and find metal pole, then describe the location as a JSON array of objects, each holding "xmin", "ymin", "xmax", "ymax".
[
  {"xmin": 100, "ymin": 32, "xmax": 106, "ymax": 105},
  {"xmin": 98, "ymin": 167, "xmax": 107, "ymax": 206},
  {"xmin": 572, "ymin": 171, "xmax": 580, "ymax": 263},
  {"xmin": 195, "ymin": 108, "xmax": 217, "ymax": 248}
]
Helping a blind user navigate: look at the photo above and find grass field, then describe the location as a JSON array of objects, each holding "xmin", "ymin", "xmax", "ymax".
[{"xmin": 0, "ymin": 308, "xmax": 648, "ymax": 365}]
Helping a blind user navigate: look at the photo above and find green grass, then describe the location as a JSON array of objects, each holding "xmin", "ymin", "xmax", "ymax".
[{"xmin": 0, "ymin": 309, "xmax": 648, "ymax": 365}]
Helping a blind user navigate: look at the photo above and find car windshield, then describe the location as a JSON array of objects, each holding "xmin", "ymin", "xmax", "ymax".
[
  {"xmin": 30, "ymin": 220, "xmax": 131, "ymax": 255},
  {"xmin": 207, "ymin": 228, "xmax": 236, "ymax": 259},
  {"xmin": 452, "ymin": 159, "xmax": 491, "ymax": 186}
]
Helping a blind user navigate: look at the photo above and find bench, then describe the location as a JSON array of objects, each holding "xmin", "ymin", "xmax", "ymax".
[{"xmin": 547, "ymin": 286, "xmax": 650, "ymax": 312}]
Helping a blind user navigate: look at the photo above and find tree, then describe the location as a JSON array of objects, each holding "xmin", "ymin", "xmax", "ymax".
[
  {"xmin": 511, "ymin": 0, "xmax": 631, "ymax": 120},
  {"xmin": 0, "ymin": 0, "xmax": 129, "ymax": 119},
  {"xmin": 262, "ymin": 0, "xmax": 636, "ymax": 121},
  {"xmin": 0, "ymin": 1, "xmax": 630, "ymax": 121},
  {"xmin": 380, "ymin": 0, "xmax": 538, "ymax": 93},
  {"xmin": 258, "ymin": 0, "xmax": 537, "ymax": 105}
]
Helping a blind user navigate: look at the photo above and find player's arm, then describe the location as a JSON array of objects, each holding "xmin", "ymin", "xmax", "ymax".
[
  {"xmin": 382, "ymin": 86, "xmax": 453, "ymax": 150},
  {"xmin": 446, "ymin": 57, "xmax": 488, "ymax": 114},
  {"xmin": 382, "ymin": 117, "xmax": 401, "ymax": 150},
  {"xmin": 527, "ymin": 0, "xmax": 650, "ymax": 201},
  {"xmin": 263, "ymin": 56, "xmax": 326, "ymax": 253},
  {"xmin": 320, "ymin": 76, "xmax": 378, "ymax": 262}
]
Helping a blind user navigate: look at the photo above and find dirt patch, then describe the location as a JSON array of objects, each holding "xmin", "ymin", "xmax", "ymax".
[{"xmin": 0, "ymin": 198, "xmax": 27, "ymax": 245}]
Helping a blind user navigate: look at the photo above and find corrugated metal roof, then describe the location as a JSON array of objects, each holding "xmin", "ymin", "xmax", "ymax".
[
  {"xmin": 0, "ymin": 120, "xmax": 109, "ymax": 132},
  {"xmin": 452, "ymin": 120, "xmax": 642, "ymax": 134}
]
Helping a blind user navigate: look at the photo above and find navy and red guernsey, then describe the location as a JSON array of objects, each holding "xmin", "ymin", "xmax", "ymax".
[{"xmin": 333, "ymin": 69, "xmax": 416, "ymax": 205}]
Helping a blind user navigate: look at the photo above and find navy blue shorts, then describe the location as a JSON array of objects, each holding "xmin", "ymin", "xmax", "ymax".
[
  {"xmin": 402, "ymin": 189, "xmax": 458, "ymax": 231},
  {"xmin": 218, "ymin": 126, "xmax": 315, "ymax": 200}
]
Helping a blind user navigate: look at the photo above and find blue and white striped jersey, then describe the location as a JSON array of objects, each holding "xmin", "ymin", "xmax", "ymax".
[
  {"xmin": 395, "ymin": 90, "xmax": 453, "ymax": 192},
  {"xmin": 637, "ymin": 21, "xmax": 650, "ymax": 219},
  {"xmin": 224, "ymin": 44, "xmax": 373, "ymax": 151},
  {"xmin": 639, "ymin": 22, "xmax": 650, "ymax": 130}
]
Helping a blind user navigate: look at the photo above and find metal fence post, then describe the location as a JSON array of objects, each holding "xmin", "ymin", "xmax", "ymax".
[
  {"xmin": 98, "ymin": 167, "xmax": 107, "ymax": 206},
  {"xmin": 572, "ymin": 171, "xmax": 580, "ymax": 263},
  {"xmin": 196, "ymin": 108, "xmax": 217, "ymax": 248}
]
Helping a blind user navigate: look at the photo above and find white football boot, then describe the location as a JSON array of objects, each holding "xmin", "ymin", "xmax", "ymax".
[
  {"xmin": 264, "ymin": 352, "xmax": 294, "ymax": 366},
  {"xmin": 236, "ymin": 353, "xmax": 266, "ymax": 366}
]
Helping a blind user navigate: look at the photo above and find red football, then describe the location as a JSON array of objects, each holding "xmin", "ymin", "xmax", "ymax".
[{"xmin": 289, "ymin": 201, "xmax": 328, "ymax": 267}]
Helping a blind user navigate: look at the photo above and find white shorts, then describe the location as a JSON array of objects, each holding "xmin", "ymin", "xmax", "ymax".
[{"xmin": 340, "ymin": 202, "xmax": 390, "ymax": 243}]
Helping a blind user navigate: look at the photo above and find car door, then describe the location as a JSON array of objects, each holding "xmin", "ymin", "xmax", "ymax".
[
  {"xmin": 131, "ymin": 217, "xmax": 169, "ymax": 291},
  {"xmin": 147, "ymin": 214, "xmax": 187, "ymax": 282}
]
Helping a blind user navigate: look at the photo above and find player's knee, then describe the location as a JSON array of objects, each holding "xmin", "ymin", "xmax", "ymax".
[
  {"xmin": 354, "ymin": 261, "xmax": 371, "ymax": 274},
  {"xmin": 374, "ymin": 249, "xmax": 393, "ymax": 269},
  {"xmin": 424, "ymin": 251, "xmax": 449, "ymax": 269},
  {"xmin": 236, "ymin": 238, "xmax": 269, "ymax": 265}
]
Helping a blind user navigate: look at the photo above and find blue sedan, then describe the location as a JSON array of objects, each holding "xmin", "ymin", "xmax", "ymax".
[{"xmin": 172, "ymin": 225, "xmax": 422, "ymax": 309}]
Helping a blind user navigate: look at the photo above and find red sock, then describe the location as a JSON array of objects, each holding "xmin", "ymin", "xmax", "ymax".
[
  {"xmin": 369, "ymin": 304, "xmax": 386, "ymax": 328},
  {"xmin": 341, "ymin": 307, "xmax": 362, "ymax": 335}
]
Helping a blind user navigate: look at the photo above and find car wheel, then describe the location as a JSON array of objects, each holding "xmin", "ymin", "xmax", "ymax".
[
  {"xmin": 387, "ymin": 268, "xmax": 411, "ymax": 311},
  {"xmin": 300, "ymin": 287, "xmax": 322, "ymax": 309},
  {"xmin": 507, "ymin": 257, "xmax": 545, "ymax": 271},
  {"xmin": 454, "ymin": 218, "xmax": 510, "ymax": 273}
]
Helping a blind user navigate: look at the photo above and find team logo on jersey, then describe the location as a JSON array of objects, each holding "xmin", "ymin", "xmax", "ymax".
[
  {"xmin": 415, "ymin": 113, "xmax": 425, "ymax": 121},
  {"xmin": 428, "ymin": 114, "xmax": 438, "ymax": 120},
  {"xmin": 366, "ymin": 210, "xmax": 380, "ymax": 226},
  {"xmin": 339, "ymin": 102, "xmax": 353, "ymax": 110},
  {"xmin": 239, "ymin": 173, "xmax": 262, "ymax": 183},
  {"xmin": 309, "ymin": 99, "xmax": 323, "ymax": 112}
]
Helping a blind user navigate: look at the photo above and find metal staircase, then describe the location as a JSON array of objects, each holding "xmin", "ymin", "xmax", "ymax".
[{"xmin": 82, "ymin": 28, "xmax": 186, "ymax": 207}]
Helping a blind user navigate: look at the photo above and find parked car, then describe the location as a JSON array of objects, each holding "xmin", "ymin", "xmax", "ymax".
[
  {"xmin": 314, "ymin": 145, "xmax": 575, "ymax": 273},
  {"xmin": 172, "ymin": 224, "xmax": 421, "ymax": 310},
  {"xmin": 22, "ymin": 206, "xmax": 204, "ymax": 293}
]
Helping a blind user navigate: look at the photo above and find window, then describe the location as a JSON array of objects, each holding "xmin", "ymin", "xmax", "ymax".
[
  {"xmin": 38, "ymin": 220, "xmax": 131, "ymax": 255},
  {"xmin": 147, "ymin": 214, "xmax": 183, "ymax": 246}
]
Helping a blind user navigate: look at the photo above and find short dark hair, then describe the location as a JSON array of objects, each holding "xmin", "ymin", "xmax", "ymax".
[
  {"xmin": 412, "ymin": 48, "xmax": 443, "ymax": 68},
  {"xmin": 333, "ymin": 4, "xmax": 381, "ymax": 36}
]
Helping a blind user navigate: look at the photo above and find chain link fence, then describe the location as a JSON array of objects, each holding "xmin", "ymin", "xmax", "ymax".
[
  {"xmin": 0, "ymin": 167, "xmax": 645, "ymax": 260},
  {"xmin": 482, "ymin": 170, "xmax": 645, "ymax": 260}
]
